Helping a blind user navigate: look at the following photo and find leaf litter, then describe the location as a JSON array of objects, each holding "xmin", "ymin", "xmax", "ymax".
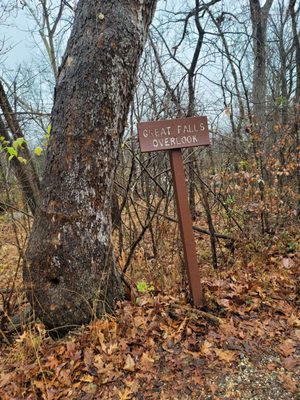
[
  {"xmin": 0, "ymin": 218, "xmax": 299, "ymax": 399},
  {"xmin": 0, "ymin": 286, "xmax": 299, "ymax": 399}
]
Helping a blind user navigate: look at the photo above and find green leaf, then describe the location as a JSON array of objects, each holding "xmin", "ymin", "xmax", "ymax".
[
  {"xmin": 17, "ymin": 156, "xmax": 28, "ymax": 164},
  {"xmin": 34, "ymin": 147, "xmax": 43, "ymax": 156},
  {"xmin": 137, "ymin": 281, "xmax": 148, "ymax": 293},
  {"xmin": 47, "ymin": 124, "xmax": 52, "ymax": 135},
  {"xmin": 6, "ymin": 147, "xmax": 18, "ymax": 158},
  {"xmin": 136, "ymin": 281, "xmax": 155, "ymax": 293},
  {"xmin": 12, "ymin": 137, "xmax": 26, "ymax": 150}
]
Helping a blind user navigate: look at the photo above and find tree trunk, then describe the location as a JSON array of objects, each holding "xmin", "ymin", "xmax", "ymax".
[
  {"xmin": 23, "ymin": 0, "xmax": 157, "ymax": 334},
  {"xmin": 250, "ymin": 0, "xmax": 274, "ymax": 121},
  {"xmin": 289, "ymin": 0, "xmax": 300, "ymax": 219},
  {"xmin": 249, "ymin": 0, "xmax": 273, "ymax": 234},
  {"xmin": 0, "ymin": 82, "xmax": 41, "ymax": 214}
]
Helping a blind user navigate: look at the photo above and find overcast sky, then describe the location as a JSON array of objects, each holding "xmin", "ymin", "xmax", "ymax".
[
  {"xmin": 0, "ymin": 0, "xmax": 269, "ymax": 71},
  {"xmin": 1, "ymin": 10, "xmax": 30, "ymax": 69}
]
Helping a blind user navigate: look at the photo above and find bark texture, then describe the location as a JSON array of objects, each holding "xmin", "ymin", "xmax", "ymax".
[
  {"xmin": 24, "ymin": 0, "xmax": 157, "ymax": 334},
  {"xmin": 0, "ymin": 82, "xmax": 41, "ymax": 214},
  {"xmin": 250, "ymin": 0, "xmax": 274, "ymax": 121}
]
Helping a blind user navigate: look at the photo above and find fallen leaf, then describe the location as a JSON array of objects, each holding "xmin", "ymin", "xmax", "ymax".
[
  {"xmin": 282, "ymin": 356, "xmax": 299, "ymax": 371},
  {"xmin": 266, "ymin": 363, "xmax": 277, "ymax": 371},
  {"xmin": 94, "ymin": 355, "xmax": 104, "ymax": 372},
  {"xmin": 287, "ymin": 315, "xmax": 300, "ymax": 328},
  {"xmin": 279, "ymin": 373, "xmax": 298, "ymax": 393},
  {"xmin": 33, "ymin": 380, "xmax": 45, "ymax": 390},
  {"xmin": 134, "ymin": 316, "xmax": 145, "ymax": 328},
  {"xmin": 281, "ymin": 258, "xmax": 295, "ymax": 269},
  {"xmin": 124, "ymin": 355, "xmax": 135, "ymax": 372},
  {"xmin": 215, "ymin": 348, "xmax": 236, "ymax": 362},
  {"xmin": 0, "ymin": 373, "xmax": 13, "ymax": 388},
  {"xmin": 80, "ymin": 374, "xmax": 94, "ymax": 383},
  {"xmin": 209, "ymin": 383, "xmax": 218, "ymax": 394},
  {"xmin": 98, "ymin": 332, "xmax": 107, "ymax": 352},
  {"xmin": 84, "ymin": 347, "xmax": 94, "ymax": 369},
  {"xmin": 278, "ymin": 339, "xmax": 296, "ymax": 357},
  {"xmin": 217, "ymin": 299, "xmax": 231, "ymax": 308},
  {"xmin": 191, "ymin": 373, "xmax": 203, "ymax": 385},
  {"xmin": 117, "ymin": 386, "xmax": 134, "ymax": 400},
  {"xmin": 82, "ymin": 383, "xmax": 97, "ymax": 395},
  {"xmin": 200, "ymin": 340, "xmax": 213, "ymax": 356},
  {"xmin": 140, "ymin": 352, "xmax": 154, "ymax": 369}
]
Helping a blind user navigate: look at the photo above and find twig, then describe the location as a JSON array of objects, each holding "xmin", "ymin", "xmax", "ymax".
[
  {"xmin": 135, "ymin": 200, "xmax": 233, "ymax": 241},
  {"xmin": 0, "ymin": 201, "xmax": 33, "ymax": 218}
]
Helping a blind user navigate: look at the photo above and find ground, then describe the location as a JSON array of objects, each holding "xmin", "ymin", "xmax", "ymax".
[{"xmin": 0, "ymin": 214, "xmax": 299, "ymax": 399}]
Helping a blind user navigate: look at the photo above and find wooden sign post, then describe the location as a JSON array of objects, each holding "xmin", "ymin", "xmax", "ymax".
[{"xmin": 137, "ymin": 116, "xmax": 210, "ymax": 307}]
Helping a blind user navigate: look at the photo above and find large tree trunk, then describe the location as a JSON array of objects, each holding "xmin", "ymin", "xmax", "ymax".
[
  {"xmin": 249, "ymin": 0, "xmax": 273, "ymax": 234},
  {"xmin": 24, "ymin": 0, "xmax": 157, "ymax": 334},
  {"xmin": 250, "ymin": 0, "xmax": 273, "ymax": 121},
  {"xmin": 289, "ymin": 0, "xmax": 300, "ymax": 219}
]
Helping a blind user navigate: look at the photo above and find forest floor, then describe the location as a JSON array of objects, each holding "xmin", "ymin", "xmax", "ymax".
[{"xmin": 0, "ymin": 215, "xmax": 299, "ymax": 399}]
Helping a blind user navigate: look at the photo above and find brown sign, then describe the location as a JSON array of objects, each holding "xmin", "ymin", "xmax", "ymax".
[{"xmin": 137, "ymin": 116, "xmax": 209, "ymax": 152}]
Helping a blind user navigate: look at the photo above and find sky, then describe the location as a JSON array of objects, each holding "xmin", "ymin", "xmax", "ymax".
[
  {"xmin": 0, "ymin": 0, "xmax": 270, "ymax": 71},
  {"xmin": 1, "ymin": 9, "xmax": 32, "ymax": 69}
]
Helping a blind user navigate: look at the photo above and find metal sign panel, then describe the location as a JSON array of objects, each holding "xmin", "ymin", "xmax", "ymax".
[{"xmin": 137, "ymin": 116, "xmax": 209, "ymax": 152}]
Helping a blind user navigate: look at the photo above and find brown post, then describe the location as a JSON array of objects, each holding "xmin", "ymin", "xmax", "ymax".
[
  {"xmin": 169, "ymin": 148, "xmax": 203, "ymax": 307},
  {"xmin": 137, "ymin": 116, "xmax": 209, "ymax": 308}
]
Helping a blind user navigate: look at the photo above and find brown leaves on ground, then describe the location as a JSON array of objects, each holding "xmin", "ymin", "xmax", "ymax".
[
  {"xmin": 0, "ymin": 220, "xmax": 299, "ymax": 399},
  {"xmin": 0, "ymin": 285, "xmax": 299, "ymax": 399}
]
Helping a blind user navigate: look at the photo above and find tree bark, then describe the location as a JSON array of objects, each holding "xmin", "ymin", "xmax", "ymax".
[
  {"xmin": 289, "ymin": 0, "xmax": 300, "ymax": 219},
  {"xmin": 23, "ymin": 0, "xmax": 157, "ymax": 334},
  {"xmin": 0, "ymin": 82, "xmax": 41, "ymax": 214},
  {"xmin": 250, "ymin": 0, "xmax": 273, "ymax": 121}
]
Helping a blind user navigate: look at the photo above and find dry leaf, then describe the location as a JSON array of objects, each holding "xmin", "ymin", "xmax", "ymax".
[
  {"xmin": 200, "ymin": 340, "xmax": 213, "ymax": 356},
  {"xmin": 287, "ymin": 315, "xmax": 300, "ymax": 328},
  {"xmin": 84, "ymin": 347, "xmax": 94, "ymax": 369},
  {"xmin": 134, "ymin": 316, "xmax": 145, "ymax": 328},
  {"xmin": 279, "ymin": 373, "xmax": 298, "ymax": 393},
  {"xmin": 278, "ymin": 339, "xmax": 296, "ymax": 357},
  {"xmin": 33, "ymin": 380, "xmax": 45, "ymax": 390},
  {"xmin": 0, "ymin": 373, "xmax": 13, "ymax": 388},
  {"xmin": 45, "ymin": 354, "xmax": 60, "ymax": 369},
  {"xmin": 94, "ymin": 354, "xmax": 104, "ymax": 372},
  {"xmin": 282, "ymin": 356, "xmax": 299, "ymax": 371},
  {"xmin": 281, "ymin": 258, "xmax": 295, "ymax": 269},
  {"xmin": 117, "ymin": 387, "xmax": 134, "ymax": 400},
  {"xmin": 209, "ymin": 383, "xmax": 218, "ymax": 394},
  {"xmin": 124, "ymin": 355, "xmax": 135, "ymax": 372},
  {"xmin": 124, "ymin": 378, "xmax": 140, "ymax": 392},
  {"xmin": 107, "ymin": 343, "xmax": 118, "ymax": 355},
  {"xmin": 98, "ymin": 332, "xmax": 107, "ymax": 352},
  {"xmin": 266, "ymin": 363, "xmax": 277, "ymax": 371},
  {"xmin": 217, "ymin": 299, "xmax": 231, "ymax": 308},
  {"xmin": 140, "ymin": 352, "xmax": 154, "ymax": 369},
  {"xmin": 80, "ymin": 374, "xmax": 94, "ymax": 383},
  {"xmin": 82, "ymin": 383, "xmax": 97, "ymax": 395},
  {"xmin": 191, "ymin": 373, "xmax": 203, "ymax": 385},
  {"xmin": 215, "ymin": 348, "xmax": 236, "ymax": 363}
]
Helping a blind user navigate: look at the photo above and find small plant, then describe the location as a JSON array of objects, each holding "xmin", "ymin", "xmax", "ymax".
[
  {"xmin": 0, "ymin": 136, "xmax": 28, "ymax": 164},
  {"xmin": 287, "ymin": 241, "xmax": 297, "ymax": 253},
  {"xmin": 136, "ymin": 280, "xmax": 155, "ymax": 294}
]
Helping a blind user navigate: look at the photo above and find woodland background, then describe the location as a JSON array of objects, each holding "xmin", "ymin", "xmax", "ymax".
[{"xmin": 0, "ymin": 0, "xmax": 299, "ymax": 398}]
